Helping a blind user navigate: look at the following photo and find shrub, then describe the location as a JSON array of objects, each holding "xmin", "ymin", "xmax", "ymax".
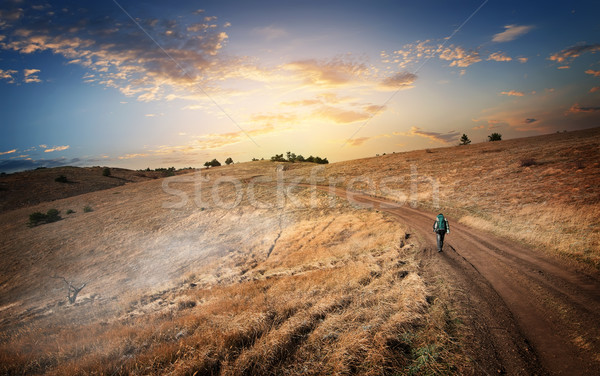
[
  {"xmin": 28, "ymin": 209, "xmax": 61, "ymax": 227},
  {"xmin": 66, "ymin": 209, "xmax": 75, "ymax": 214},
  {"xmin": 488, "ymin": 133, "xmax": 502, "ymax": 141},
  {"xmin": 225, "ymin": 157, "xmax": 234, "ymax": 165},
  {"xmin": 102, "ymin": 167, "xmax": 111, "ymax": 177},
  {"xmin": 55, "ymin": 175, "xmax": 68, "ymax": 183},
  {"xmin": 83, "ymin": 205, "xmax": 93, "ymax": 213},
  {"xmin": 520, "ymin": 158, "xmax": 538, "ymax": 167}
]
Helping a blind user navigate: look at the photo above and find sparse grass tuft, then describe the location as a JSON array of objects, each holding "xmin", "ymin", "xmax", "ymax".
[{"xmin": 83, "ymin": 205, "xmax": 93, "ymax": 213}]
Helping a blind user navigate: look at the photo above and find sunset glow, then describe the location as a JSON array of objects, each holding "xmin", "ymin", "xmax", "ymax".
[{"xmin": 1, "ymin": 0, "xmax": 599, "ymax": 172}]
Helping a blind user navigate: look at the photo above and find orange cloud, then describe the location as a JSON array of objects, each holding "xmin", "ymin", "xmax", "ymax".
[
  {"xmin": 487, "ymin": 52, "xmax": 512, "ymax": 62},
  {"xmin": 549, "ymin": 43, "xmax": 600, "ymax": 63},
  {"xmin": 500, "ymin": 90, "xmax": 525, "ymax": 97},
  {"xmin": 283, "ymin": 57, "xmax": 369, "ymax": 87},
  {"xmin": 44, "ymin": 145, "xmax": 70, "ymax": 153},
  {"xmin": 0, "ymin": 149, "xmax": 17, "ymax": 155},
  {"xmin": 585, "ymin": 69, "xmax": 600, "ymax": 77},
  {"xmin": 567, "ymin": 104, "xmax": 600, "ymax": 114},
  {"xmin": 439, "ymin": 46, "xmax": 481, "ymax": 67},
  {"xmin": 346, "ymin": 137, "xmax": 371, "ymax": 147}
]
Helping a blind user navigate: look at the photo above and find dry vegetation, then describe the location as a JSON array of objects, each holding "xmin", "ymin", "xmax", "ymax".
[
  {"xmin": 0, "ymin": 166, "xmax": 172, "ymax": 212},
  {"xmin": 0, "ymin": 127, "xmax": 597, "ymax": 374},
  {"xmin": 0, "ymin": 163, "xmax": 466, "ymax": 374},
  {"xmin": 285, "ymin": 127, "xmax": 600, "ymax": 268}
]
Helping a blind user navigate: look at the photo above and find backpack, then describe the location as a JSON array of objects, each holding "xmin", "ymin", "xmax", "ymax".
[{"xmin": 436, "ymin": 214, "xmax": 446, "ymax": 231}]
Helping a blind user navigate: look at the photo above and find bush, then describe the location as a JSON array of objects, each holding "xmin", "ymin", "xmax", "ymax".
[
  {"xmin": 102, "ymin": 167, "xmax": 111, "ymax": 177},
  {"xmin": 488, "ymin": 133, "xmax": 502, "ymax": 142},
  {"xmin": 66, "ymin": 209, "xmax": 75, "ymax": 214},
  {"xmin": 28, "ymin": 209, "xmax": 62, "ymax": 227},
  {"xmin": 55, "ymin": 175, "xmax": 68, "ymax": 183},
  {"xmin": 83, "ymin": 205, "xmax": 93, "ymax": 213},
  {"xmin": 225, "ymin": 157, "xmax": 234, "ymax": 165},
  {"xmin": 520, "ymin": 158, "xmax": 538, "ymax": 167}
]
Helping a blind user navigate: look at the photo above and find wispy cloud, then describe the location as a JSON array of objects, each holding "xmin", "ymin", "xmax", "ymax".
[
  {"xmin": 500, "ymin": 90, "xmax": 525, "ymax": 97},
  {"xmin": 379, "ymin": 72, "xmax": 417, "ymax": 90},
  {"xmin": 23, "ymin": 68, "xmax": 41, "ymax": 83},
  {"xmin": 0, "ymin": 69, "xmax": 18, "ymax": 83},
  {"xmin": 0, "ymin": 149, "xmax": 17, "ymax": 155},
  {"xmin": 517, "ymin": 57, "xmax": 528, "ymax": 63},
  {"xmin": 0, "ymin": 3, "xmax": 233, "ymax": 102},
  {"xmin": 487, "ymin": 52, "xmax": 512, "ymax": 62},
  {"xmin": 585, "ymin": 69, "xmax": 600, "ymax": 77},
  {"xmin": 283, "ymin": 57, "xmax": 369, "ymax": 87},
  {"xmin": 549, "ymin": 43, "xmax": 600, "ymax": 64},
  {"xmin": 253, "ymin": 26, "xmax": 288, "ymax": 40},
  {"xmin": 406, "ymin": 126, "xmax": 461, "ymax": 143},
  {"xmin": 492, "ymin": 25, "xmax": 534, "ymax": 43},
  {"xmin": 44, "ymin": 145, "xmax": 70, "ymax": 153},
  {"xmin": 346, "ymin": 137, "xmax": 371, "ymax": 147},
  {"xmin": 524, "ymin": 118, "xmax": 537, "ymax": 124},
  {"xmin": 590, "ymin": 87, "xmax": 600, "ymax": 93},
  {"xmin": 567, "ymin": 104, "xmax": 600, "ymax": 114}
]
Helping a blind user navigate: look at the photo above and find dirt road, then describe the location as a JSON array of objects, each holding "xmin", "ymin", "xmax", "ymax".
[{"xmin": 323, "ymin": 186, "xmax": 600, "ymax": 375}]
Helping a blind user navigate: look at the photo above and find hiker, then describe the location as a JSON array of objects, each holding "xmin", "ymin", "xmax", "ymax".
[{"xmin": 433, "ymin": 213, "xmax": 450, "ymax": 252}]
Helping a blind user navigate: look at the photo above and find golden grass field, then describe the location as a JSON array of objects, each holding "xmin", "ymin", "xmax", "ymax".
[{"xmin": 0, "ymin": 127, "xmax": 598, "ymax": 374}]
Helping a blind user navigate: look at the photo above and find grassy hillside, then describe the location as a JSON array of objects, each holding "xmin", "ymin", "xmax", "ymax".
[
  {"xmin": 0, "ymin": 162, "xmax": 465, "ymax": 375},
  {"xmin": 0, "ymin": 128, "xmax": 598, "ymax": 374},
  {"xmin": 286, "ymin": 127, "xmax": 600, "ymax": 268},
  {"xmin": 0, "ymin": 166, "xmax": 183, "ymax": 212}
]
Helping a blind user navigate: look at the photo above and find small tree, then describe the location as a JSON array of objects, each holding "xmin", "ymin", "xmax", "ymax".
[
  {"xmin": 225, "ymin": 157, "xmax": 234, "ymax": 165},
  {"xmin": 459, "ymin": 134, "xmax": 471, "ymax": 145},
  {"xmin": 204, "ymin": 161, "xmax": 211, "ymax": 168},
  {"xmin": 210, "ymin": 159, "xmax": 221, "ymax": 167},
  {"xmin": 102, "ymin": 167, "xmax": 111, "ymax": 177},
  {"xmin": 488, "ymin": 133, "xmax": 502, "ymax": 142}
]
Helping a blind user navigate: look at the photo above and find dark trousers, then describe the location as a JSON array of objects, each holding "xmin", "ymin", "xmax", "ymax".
[{"xmin": 436, "ymin": 230, "xmax": 446, "ymax": 251}]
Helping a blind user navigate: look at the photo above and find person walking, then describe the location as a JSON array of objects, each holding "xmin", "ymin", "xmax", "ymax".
[{"xmin": 433, "ymin": 213, "xmax": 450, "ymax": 252}]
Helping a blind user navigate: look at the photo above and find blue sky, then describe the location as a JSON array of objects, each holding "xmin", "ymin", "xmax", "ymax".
[{"xmin": 0, "ymin": 0, "xmax": 599, "ymax": 172}]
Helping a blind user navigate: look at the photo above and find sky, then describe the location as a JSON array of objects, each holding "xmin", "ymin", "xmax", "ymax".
[{"xmin": 0, "ymin": 0, "xmax": 599, "ymax": 172}]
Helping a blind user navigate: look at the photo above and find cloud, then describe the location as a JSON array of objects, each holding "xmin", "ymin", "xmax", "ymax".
[
  {"xmin": 44, "ymin": 145, "xmax": 70, "ymax": 153},
  {"xmin": 590, "ymin": 87, "xmax": 600, "ymax": 93},
  {"xmin": 314, "ymin": 106, "xmax": 371, "ymax": 124},
  {"xmin": 407, "ymin": 126, "xmax": 461, "ymax": 143},
  {"xmin": 567, "ymin": 104, "xmax": 600, "ymax": 114},
  {"xmin": 487, "ymin": 52, "xmax": 512, "ymax": 62},
  {"xmin": 118, "ymin": 153, "xmax": 149, "ymax": 160},
  {"xmin": 517, "ymin": 57, "xmax": 528, "ymax": 63},
  {"xmin": 346, "ymin": 137, "xmax": 371, "ymax": 147},
  {"xmin": 253, "ymin": 26, "xmax": 288, "ymax": 40},
  {"xmin": 492, "ymin": 25, "xmax": 534, "ymax": 43},
  {"xmin": 23, "ymin": 68, "xmax": 41, "ymax": 83},
  {"xmin": 585, "ymin": 69, "xmax": 600, "ymax": 77},
  {"xmin": 0, "ymin": 149, "xmax": 17, "ymax": 155},
  {"xmin": 379, "ymin": 72, "xmax": 417, "ymax": 90},
  {"xmin": 500, "ymin": 90, "xmax": 525, "ymax": 97},
  {"xmin": 0, "ymin": 69, "xmax": 18, "ymax": 83},
  {"xmin": 438, "ymin": 46, "xmax": 481, "ymax": 67},
  {"xmin": 549, "ymin": 43, "xmax": 600, "ymax": 63},
  {"xmin": 0, "ymin": 4, "xmax": 233, "ymax": 102},
  {"xmin": 524, "ymin": 118, "xmax": 537, "ymax": 124},
  {"xmin": 283, "ymin": 57, "xmax": 369, "ymax": 87}
]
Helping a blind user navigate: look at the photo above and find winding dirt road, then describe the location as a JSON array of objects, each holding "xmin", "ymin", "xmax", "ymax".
[{"xmin": 324, "ymin": 186, "xmax": 600, "ymax": 375}]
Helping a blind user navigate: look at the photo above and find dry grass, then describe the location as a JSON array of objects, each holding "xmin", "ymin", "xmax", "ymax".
[
  {"xmin": 0, "ymin": 164, "xmax": 465, "ymax": 375},
  {"xmin": 285, "ymin": 127, "xmax": 600, "ymax": 269}
]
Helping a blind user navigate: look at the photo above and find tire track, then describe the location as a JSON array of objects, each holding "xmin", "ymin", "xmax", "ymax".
[{"xmin": 320, "ymin": 186, "xmax": 600, "ymax": 376}]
